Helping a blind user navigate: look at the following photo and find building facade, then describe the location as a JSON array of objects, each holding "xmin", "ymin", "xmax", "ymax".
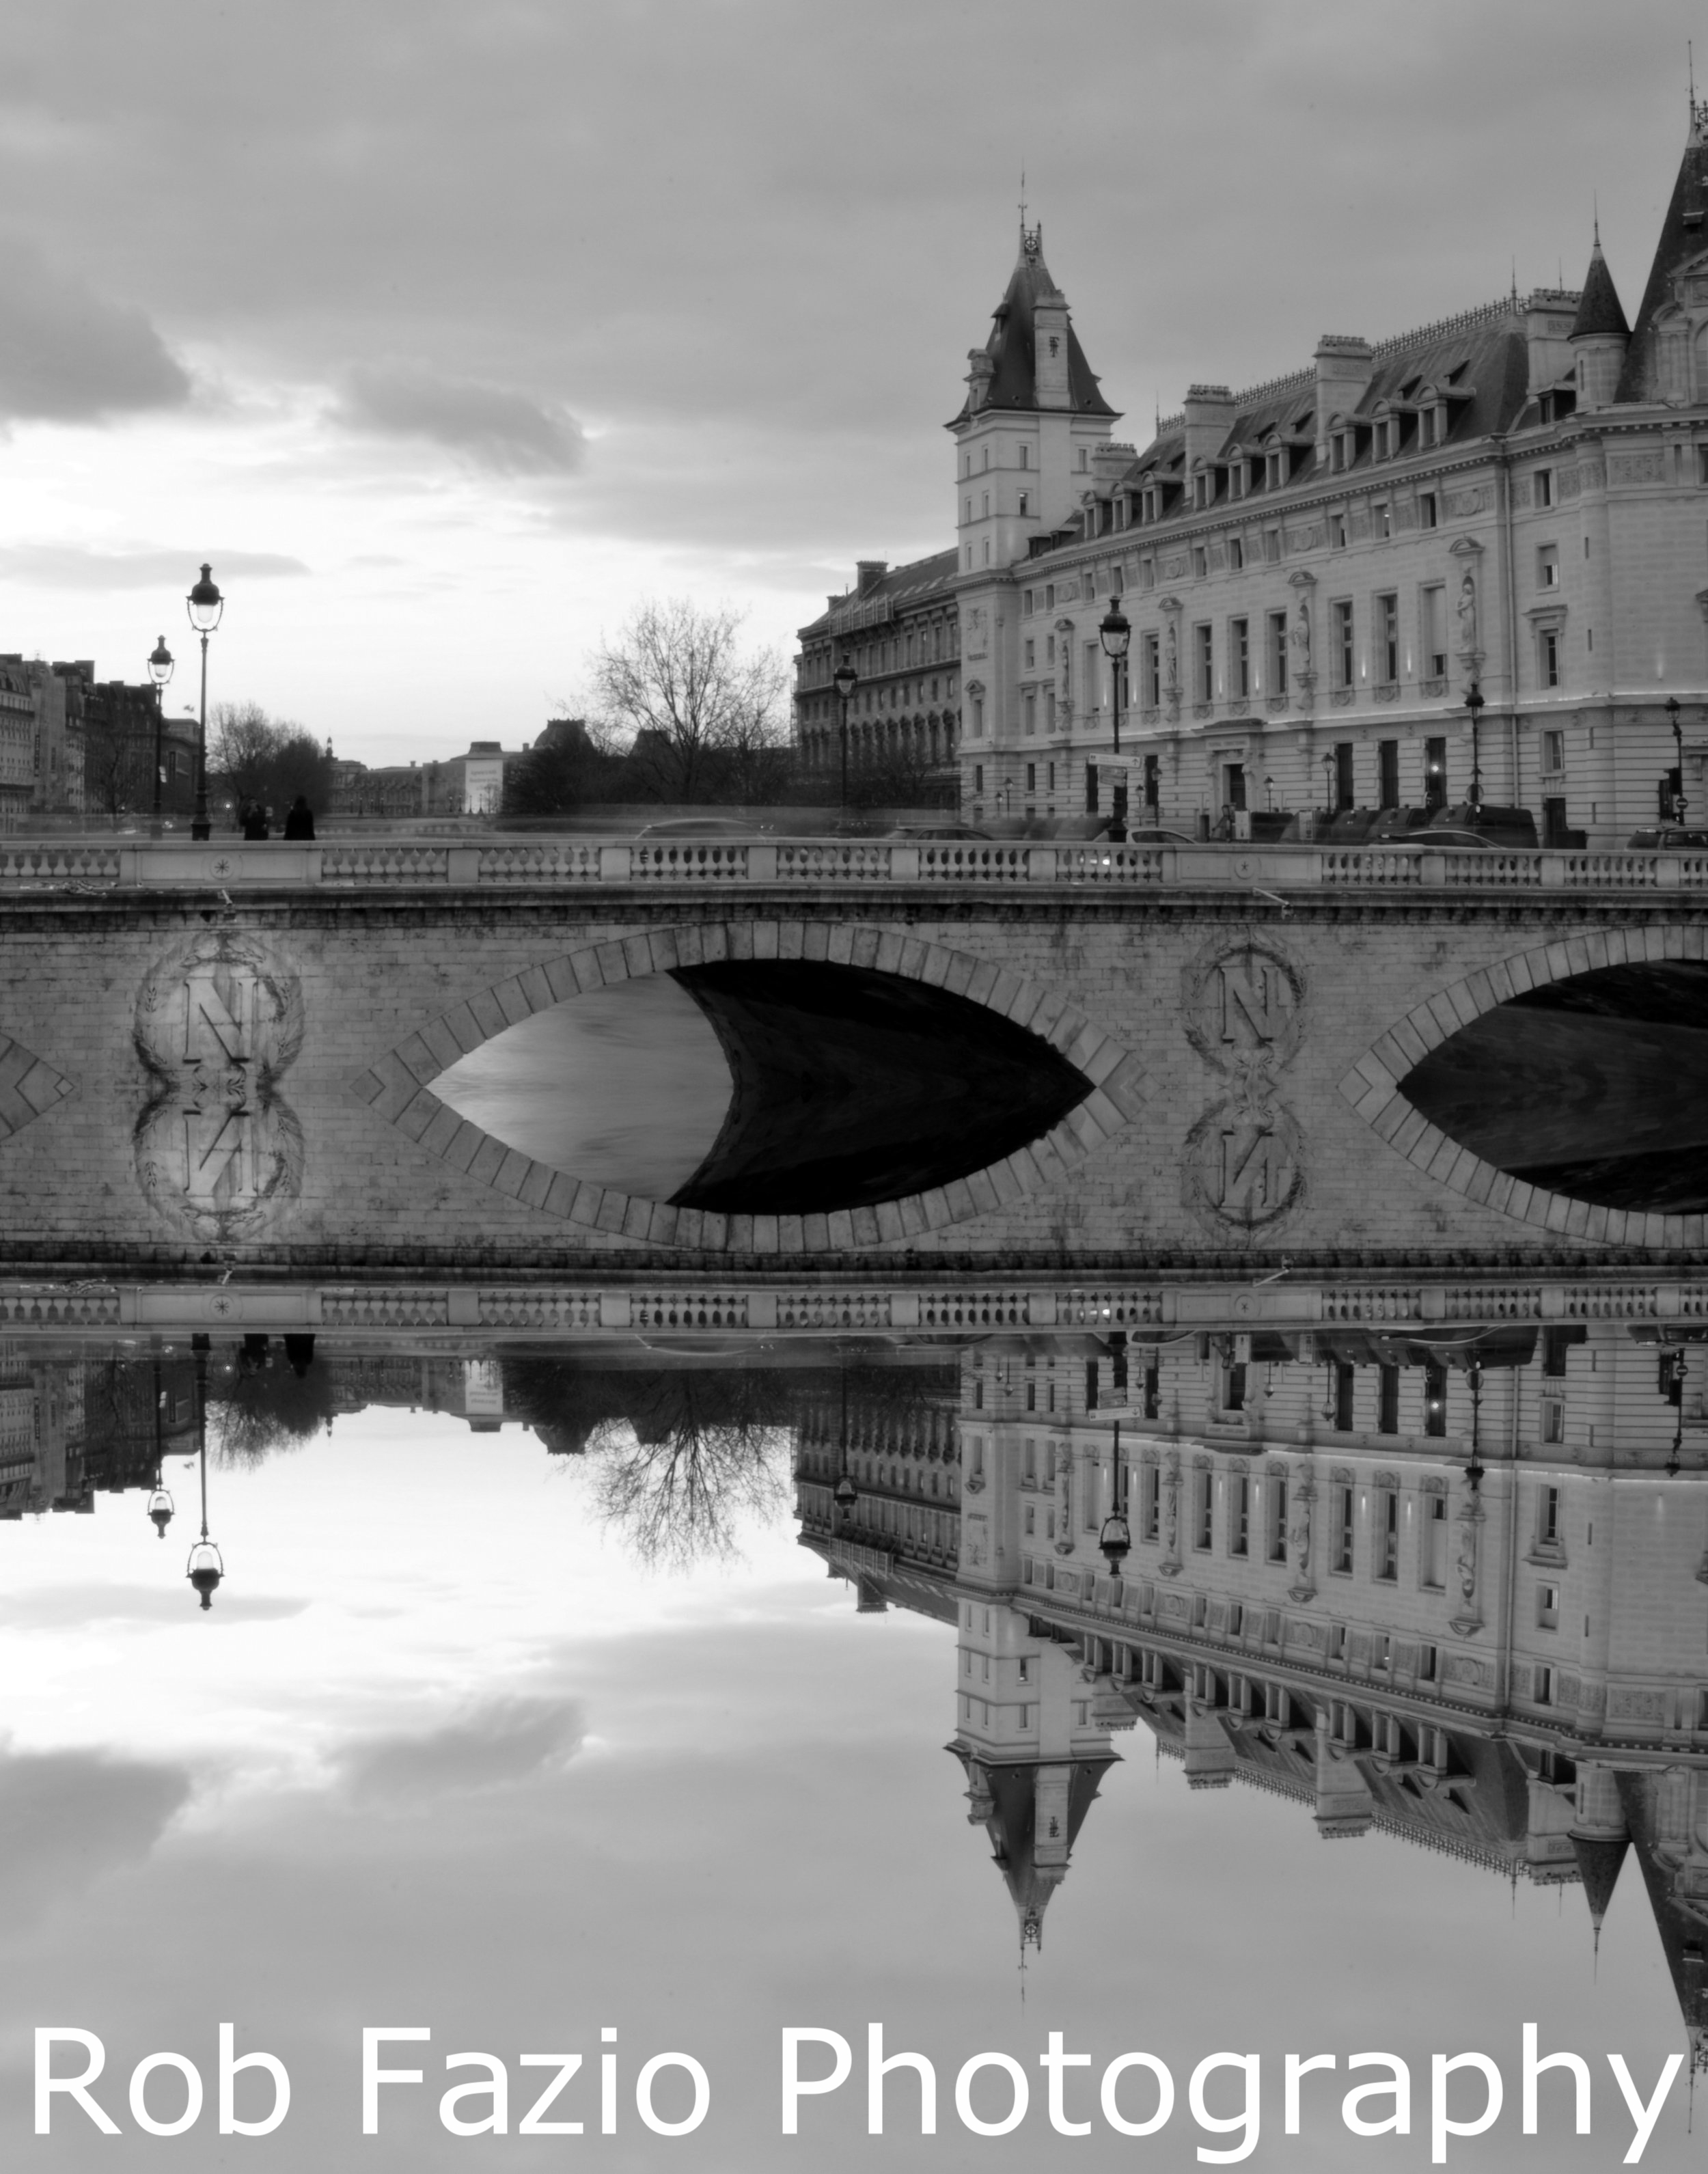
[
  {"xmin": 801, "ymin": 104, "xmax": 1708, "ymax": 844},
  {"xmin": 793, "ymin": 555, "xmax": 964, "ymax": 797},
  {"xmin": 330, "ymin": 739, "xmax": 529, "ymax": 818}
]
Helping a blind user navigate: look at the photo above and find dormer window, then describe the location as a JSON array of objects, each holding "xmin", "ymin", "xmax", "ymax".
[{"xmin": 1194, "ymin": 469, "xmax": 1209, "ymax": 509}]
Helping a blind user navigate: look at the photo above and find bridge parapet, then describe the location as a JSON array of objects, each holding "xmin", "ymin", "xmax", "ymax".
[{"xmin": 2, "ymin": 835, "xmax": 1705, "ymax": 896}]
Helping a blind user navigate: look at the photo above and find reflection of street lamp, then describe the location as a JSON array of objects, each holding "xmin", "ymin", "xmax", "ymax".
[
  {"xmin": 147, "ymin": 635, "xmax": 174, "ymax": 833},
  {"xmin": 1465, "ymin": 683, "xmax": 1485, "ymax": 812},
  {"xmin": 187, "ymin": 1433, "xmax": 223, "ymax": 1609},
  {"xmin": 1321, "ymin": 749, "xmax": 1335, "ymax": 816},
  {"xmin": 185, "ymin": 564, "xmax": 223, "ymax": 841},
  {"xmin": 832, "ymin": 656, "xmax": 858, "ymax": 816},
  {"xmin": 832, "ymin": 1362, "xmax": 857, "ymax": 1526},
  {"xmin": 1264, "ymin": 773, "xmax": 1274, "ymax": 812},
  {"xmin": 1097, "ymin": 1418, "xmax": 1131, "ymax": 1573},
  {"xmin": 1465, "ymin": 1364, "xmax": 1485, "ymax": 1491},
  {"xmin": 1099, "ymin": 601, "xmax": 1131, "ymax": 757}
]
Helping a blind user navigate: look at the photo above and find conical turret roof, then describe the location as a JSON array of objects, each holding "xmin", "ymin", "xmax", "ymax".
[
  {"xmin": 1616, "ymin": 107, "xmax": 1708, "ymax": 400},
  {"xmin": 1571, "ymin": 1831, "xmax": 1630, "ymax": 1927},
  {"xmin": 950, "ymin": 226, "xmax": 1117, "ymax": 425},
  {"xmin": 1571, "ymin": 234, "xmax": 1630, "ymax": 340}
]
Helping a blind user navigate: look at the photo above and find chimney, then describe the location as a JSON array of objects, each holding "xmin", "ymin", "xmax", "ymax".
[
  {"xmin": 855, "ymin": 560, "xmax": 888, "ymax": 597},
  {"xmin": 1034, "ymin": 292, "xmax": 1072, "ymax": 410},
  {"xmin": 1182, "ymin": 385, "xmax": 1235, "ymax": 484},
  {"xmin": 1313, "ymin": 337, "xmax": 1373, "ymax": 465}
]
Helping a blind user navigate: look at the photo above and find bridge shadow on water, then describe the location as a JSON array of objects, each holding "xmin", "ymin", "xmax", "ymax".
[{"xmin": 1402, "ymin": 961, "xmax": 1708, "ymax": 1213}]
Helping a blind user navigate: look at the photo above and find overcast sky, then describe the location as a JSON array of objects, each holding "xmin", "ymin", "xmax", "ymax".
[{"xmin": 1, "ymin": 0, "xmax": 1704, "ymax": 762}]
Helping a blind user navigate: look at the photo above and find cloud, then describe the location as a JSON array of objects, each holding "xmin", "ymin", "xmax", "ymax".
[
  {"xmin": 0, "ymin": 1747, "xmax": 190, "ymax": 1925},
  {"xmin": 337, "ymin": 1694, "xmax": 585, "ymax": 1806},
  {"xmin": 0, "ymin": 544, "xmax": 310, "ymax": 589},
  {"xmin": 338, "ymin": 364, "xmax": 584, "ymax": 474},
  {"xmin": 0, "ymin": 1584, "xmax": 308, "ymax": 1627},
  {"xmin": 0, "ymin": 234, "xmax": 191, "ymax": 422}
]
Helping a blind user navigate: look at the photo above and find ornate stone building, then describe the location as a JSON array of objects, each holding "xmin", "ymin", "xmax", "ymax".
[
  {"xmin": 793, "ymin": 556, "xmax": 963, "ymax": 797},
  {"xmin": 817, "ymin": 102, "xmax": 1708, "ymax": 842}
]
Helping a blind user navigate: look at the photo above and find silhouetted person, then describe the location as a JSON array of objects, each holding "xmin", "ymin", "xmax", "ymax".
[
  {"xmin": 241, "ymin": 802, "xmax": 270, "ymax": 841},
  {"xmin": 284, "ymin": 795, "xmax": 316, "ymax": 840}
]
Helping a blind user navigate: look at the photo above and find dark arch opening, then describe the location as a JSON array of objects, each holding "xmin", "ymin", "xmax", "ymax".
[
  {"xmin": 1400, "ymin": 961, "xmax": 1708, "ymax": 1213},
  {"xmin": 668, "ymin": 960, "xmax": 1092, "ymax": 1216}
]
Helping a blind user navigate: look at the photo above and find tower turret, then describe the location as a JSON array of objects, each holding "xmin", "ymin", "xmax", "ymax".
[{"xmin": 1570, "ymin": 225, "xmax": 1630, "ymax": 411}]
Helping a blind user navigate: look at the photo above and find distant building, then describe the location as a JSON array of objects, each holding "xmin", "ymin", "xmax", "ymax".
[
  {"xmin": 55, "ymin": 663, "xmax": 198, "ymax": 826},
  {"xmin": 330, "ymin": 738, "xmax": 532, "ymax": 818},
  {"xmin": 793, "ymin": 556, "xmax": 965, "ymax": 794}
]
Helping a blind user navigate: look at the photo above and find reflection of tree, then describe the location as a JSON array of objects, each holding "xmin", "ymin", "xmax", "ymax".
[
  {"xmin": 208, "ymin": 1339, "xmax": 335, "ymax": 1467},
  {"xmin": 588, "ymin": 1412, "xmax": 788, "ymax": 1572}
]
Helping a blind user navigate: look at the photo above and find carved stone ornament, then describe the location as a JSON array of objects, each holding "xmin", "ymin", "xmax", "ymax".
[
  {"xmin": 134, "ymin": 929, "xmax": 305, "ymax": 1243},
  {"xmin": 1179, "ymin": 935, "xmax": 1310, "ymax": 1235}
]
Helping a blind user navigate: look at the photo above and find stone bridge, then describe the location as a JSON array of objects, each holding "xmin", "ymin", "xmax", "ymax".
[{"xmin": 4, "ymin": 836, "xmax": 1708, "ymax": 1272}]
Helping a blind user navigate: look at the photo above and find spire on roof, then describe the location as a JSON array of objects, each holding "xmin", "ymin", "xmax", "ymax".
[
  {"xmin": 1571, "ymin": 1831, "xmax": 1630, "ymax": 1955},
  {"xmin": 949, "ymin": 228, "xmax": 1118, "ymax": 426},
  {"xmin": 1616, "ymin": 102, "xmax": 1708, "ymax": 399},
  {"xmin": 1571, "ymin": 230, "xmax": 1631, "ymax": 341}
]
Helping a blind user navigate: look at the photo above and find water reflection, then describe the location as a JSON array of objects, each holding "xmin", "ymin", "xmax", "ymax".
[{"xmin": 8, "ymin": 1308, "xmax": 1708, "ymax": 2087}]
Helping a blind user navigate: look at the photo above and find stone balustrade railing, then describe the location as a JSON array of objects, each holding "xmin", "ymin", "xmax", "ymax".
[{"xmin": 3, "ymin": 835, "xmax": 1708, "ymax": 894}]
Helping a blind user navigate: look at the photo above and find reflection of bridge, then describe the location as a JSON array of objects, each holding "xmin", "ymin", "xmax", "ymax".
[
  {"xmin": 796, "ymin": 1310, "xmax": 1708, "ymax": 2059},
  {"xmin": 8, "ymin": 851, "xmax": 1708, "ymax": 1265}
]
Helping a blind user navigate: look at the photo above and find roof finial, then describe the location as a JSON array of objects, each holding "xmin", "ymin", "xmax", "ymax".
[
  {"xmin": 1594, "ymin": 192, "xmax": 1601, "ymax": 248},
  {"xmin": 1511, "ymin": 256, "xmax": 1519, "ymax": 308},
  {"xmin": 1019, "ymin": 163, "xmax": 1026, "ymax": 234}
]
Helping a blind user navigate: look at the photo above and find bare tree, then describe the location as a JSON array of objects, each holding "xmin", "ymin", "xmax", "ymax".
[
  {"xmin": 208, "ymin": 702, "xmax": 331, "ymax": 820},
  {"xmin": 593, "ymin": 598, "xmax": 788, "ymax": 803},
  {"xmin": 587, "ymin": 1411, "xmax": 790, "ymax": 1572}
]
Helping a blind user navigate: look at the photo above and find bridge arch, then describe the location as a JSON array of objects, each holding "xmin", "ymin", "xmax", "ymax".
[
  {"xmin": 355, "ymin": 918, "xmax": 1146, "ymax": 1253},
  {"xmin": 1340, "ymin": 926, "xmax": 1706, "ymax": 1247}
]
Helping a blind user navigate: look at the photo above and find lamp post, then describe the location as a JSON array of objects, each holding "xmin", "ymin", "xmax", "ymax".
[
  {"xmin": 147, "ymin": 635, "xmax": 174, "ymax": 834},
  {"xmin": 1666, "ymin": 695, "xmax": 1689, "ymax": 826},
  {"xmin": 1099, "ymin": 601, "xmax": 1131, "ymax": 757},
  {"xmin": 1097, "ymin": 1418, "xmax": 1131, "ymax": 1575},
  {"xmin": 1321, "ymin": 749, "xmax": 1336, "ymax": 816},
  {"xmin": 185, "ymin": 1334, "xmax": 223, "ymax": 1608},
  {"xmin": 1465, "ymin": 683, "xmax": 1485, "ymax": 812},
  {"xmin": 831, "ymin": 656, "xmax": 858, "ymax": 818},
  {"xmin": 185, "ymin": 564, "xmax": 223, "ymax": 840}
]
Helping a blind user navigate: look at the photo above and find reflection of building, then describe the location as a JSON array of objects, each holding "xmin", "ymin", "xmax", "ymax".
[
  {"xmin": 799, "ymin": 1317, "xmax": 1708, "ymax": 2050},
  {"xmin": 0, "ymin": 1349, "xmax": 200, "ymax": 1516}
]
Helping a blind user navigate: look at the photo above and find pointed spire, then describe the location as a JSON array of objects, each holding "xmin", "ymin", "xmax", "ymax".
[
  {"xmin": 1571, "ymin": 1832, "xmax": 1630, "ymax": 1944},
  {"xmin": 1616, "ymin": 102, "xmax": 1708, "ymax": 398},
  {"xmin": 1571, "ymin": 228, "xmax": 1631, "ymax": 341}
]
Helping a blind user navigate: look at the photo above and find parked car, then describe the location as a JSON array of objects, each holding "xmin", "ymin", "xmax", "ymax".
[
  {"xmin": 634, "ymin": 816, "xmax": 765, "ymax": 839},
  {"xmin": 1122, "ymin": 825, "xmax": 1197, "ymax": 846},
  {"xmin": 1627, "ymin": 825, "xmax": 1708, "ymax": 849},
  {"xmin": 885, "ymin": 824, "xmax": 991, "ymax": 841},
  {"xmin": 1426, "ymin": 801, "xmax": 1539, "ymax": 848}
]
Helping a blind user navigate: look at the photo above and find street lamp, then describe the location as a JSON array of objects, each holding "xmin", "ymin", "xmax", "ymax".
[
  {"xmin": 185, "ymin": 1336, "xmax": 223, "ymax": 1608},
  {"xmin": 1321, "ymin": 749, "xmax": 1336, "ymax": 816},
  {"xmin": 147, "ymin": 635, "xmax": 174, "ymax": 832},
  {"xmin": 185, "ymin": 563, "xmax": 223, "ymax": 841},
  {"xmin": 1099, "ymin": 601, "xmax": 1131, "ymax": 756},
  {"xmin": 831, "ymin": 655, "xmax": 859, "ymax": 816},
  {"xmin": 1666, "ymin": 695, "xmax": 1688, "ymax": 826},
  {"xmin": 1465, "ymin": 683, "xmax": 1485, "ymax": 812}
]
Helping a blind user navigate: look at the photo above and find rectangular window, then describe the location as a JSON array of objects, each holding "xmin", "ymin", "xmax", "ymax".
[
  {"xmin": 1141, "ymin": 1464, "xmax": 1160, "ymax": 1543},
  {"xmin": 1192, "ymin": 545, "xmax": 1208, "ymax": 577},
  {"xmin": 973, "ymin": 765, "xmax": 983, "ymax": 795},
  {"xmin": 1334, "ymin": 1360, "xmax": 1355, "ymax": 1430},
  {"xmin": 1538, "ymin": 544, "xmax": 1560, "ymax": 590},
  {"xmin": 1140, "ymin": 557, "xmax": 1155, "ymax": 592},
  {"xmin": 1423, "ymin": 1359, "xmax": 1448, "ymax": 1435},
  {"xmin": 1424, "ymin": 736, "xmax": 1448, "ymax": 812},
  {"xmin": 1194, "ymin": 1470, "xmax": 1213, "ymax": 1551},
  {"xmin": 1196, "ymin": 623, "xmax": 1214, "ymax": 702},
  {"xmin": 1541, "ymin": 728, "xmax": 1565, "ymax": 774},
  {"xmin": 1334, "ymin": 599, "xmax": 1354, "ymax": 687},
  {"xmin": 1019, "ymin": 444, "xmax": 1029, "ymax": 469},
  {"xmin": 1419, "ymin": 1642, "xmax": 1437, "ymax": 1683},
  {"xmin": 1375, "ymin": 1490, "xmax": 1399, "ymax": 1582},
  {"xmin": 1540, "ymin": 628, "xmax": 1560, "ymax": 689},
  {"xmin": 1334, "ymin": 741, "xmax": 1355, "ymax": 812},
  {"xmin": 1231, "ymin": 617, "xmax": 1250, "ymax": 700},
  {"xmin": 1422, "ymin": 584, "xmax": 1446, "ymax": 677},
  {"xmin": 1023, "ymin": 590, "xmax": 1034, "ymax": 616},
  {"xmin": 1230, "ymin": 1474, "xmax": 1250, "ymax": 1558},
  {"xmin": 1536, "ymin": 469, "xmax": 1554, "ymax": 508},
  {"xmin": 1229, "ymin": 535, "xmax": 1244, "ymax": 570},
  {"xmin": 1331, "ymin": 512, "xmax": 1348, "ymax": 549},
  {"xmin": 1142, "ymin": 632, "xmax": 1160, "ymax": 708},
  {"xmin": 1422, "ymin": 1496, "xmax": 1448, "ymax": 1588},
  {"xmin": 1267, "ymin": 1476, "xmax": 1289, "ymax": 1564},
  {"xmin": 1023, "ymin": 692, "xmax": 1036, "ymax": 736},
  {"xmin": 1378, "ymin": 1362, "xmax": 1400, "ymax": 1433},
  {"xmin": 1541, "ymin": 1401, "xmax": 1566, "ymax": 1444},
  {"xmin": 1264, "ymin": 527, "xmax": 1282, "ymax": 564},
  {"xmin": 1332, "ymin": 1485, "xmax": 1353, "ymax": 1574},
  {"xmin": 1023, "ymin": 639, "xmax": 1035, "ymax": 670},
  {"xmin": 1537, "ymin": 1582, "xmax": 1560, "ymax": 1630},
  {"xmin": 1539, "ymin": 1485, "xmax": 1562, "ymax": 1546},
  {"xmin": 1378, "ymin": 740, "xmax": 1400, "ymax": 811},
  {"xmin": 1269, "ymin": 610, "xmax": 1289, "ymax": 694},
  {"xmin": 1374, "ymin": 501, "xmax": 1392, "ymax": 540},
  {"xmin": 1420, "ymin": 491, "xmax": 1438, "ymax": 529},
  {"xmin": 1377, "ymin": 592, "xmax": 1399, "ymax": 682}
]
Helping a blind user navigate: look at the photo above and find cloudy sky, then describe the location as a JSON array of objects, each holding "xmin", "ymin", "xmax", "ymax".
[{"xmin": 1, "ymin": 1, "xmax": 1704, "ymax": 762}]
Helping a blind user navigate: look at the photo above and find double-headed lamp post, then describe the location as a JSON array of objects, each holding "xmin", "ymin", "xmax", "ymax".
[
  {"xmin": 831, "ymin": 655, "xmax": 859, "ymax": 815},
  {"xmin": 186, "ymin": 564, "xmax": 223, "ymax": 840},
  {"xmin": 146, "ymin": 635, "xmax": 174, "ymax": 831},
  {"xmin": 1465, "ymin": 683, "xmax": 1485, "ymax": 812}
]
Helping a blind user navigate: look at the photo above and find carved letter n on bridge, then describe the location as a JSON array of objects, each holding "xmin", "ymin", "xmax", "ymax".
[{"xmin": 1181, "ymin": 939, "xmax": 1308, "ymax": 1233}]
